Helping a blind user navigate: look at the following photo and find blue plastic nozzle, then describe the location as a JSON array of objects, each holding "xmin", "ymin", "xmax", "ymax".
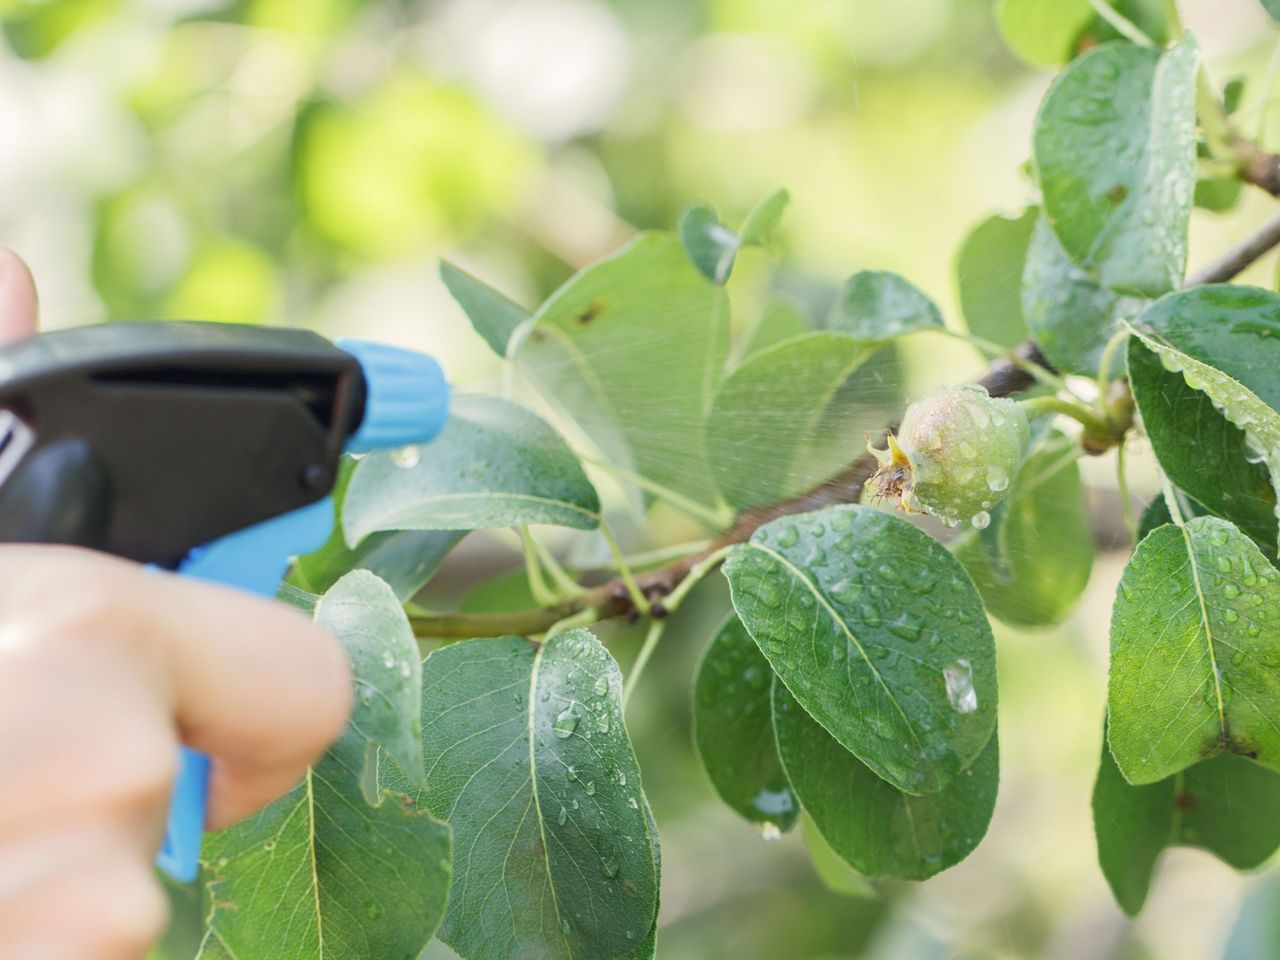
[{"xmin": 338, "ymin": 338, "xmax": 450, "ymax": 453}]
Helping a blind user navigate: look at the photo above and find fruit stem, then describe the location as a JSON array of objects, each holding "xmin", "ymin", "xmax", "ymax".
[{"xmin": 1019, "ymin": 395, "xmax": 1115, "ymax": 445}]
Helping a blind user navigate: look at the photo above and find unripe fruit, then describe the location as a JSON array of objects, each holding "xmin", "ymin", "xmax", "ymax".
[{"xmin": 868, "ymin": 385, "xmax": 1029, "ymax": 528}]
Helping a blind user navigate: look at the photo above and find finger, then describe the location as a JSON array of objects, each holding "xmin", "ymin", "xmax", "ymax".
[
  {"xmin": 0, "ymin": 546, "xmax": 353, "ymax": 828},
  {"xmin": 0, "ymin": 828, "xmax": 167, "ymax": 960},
  {"xmin": 0, "ymin": 249, "xmax": 38, "ymax": 344}
]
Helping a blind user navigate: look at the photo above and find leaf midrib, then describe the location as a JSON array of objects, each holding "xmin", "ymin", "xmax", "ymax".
[
  {"xmin": 526, "ymin": 643, "xmax": 571, "ymax": 953},
  {"xmin": 1178, "ymin": 524, "xmax": 1228, "ymax": 740},
  {"xmin": 358, "ymin": 491, "xmax": 600, "ymax": 535},
  {"xmin": 749, "ymin": 542, "xmax": 925, "ymax": 754}
]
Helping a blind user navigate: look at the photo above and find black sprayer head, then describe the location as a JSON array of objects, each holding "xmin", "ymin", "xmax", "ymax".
[{"xmin": 0, "ymin": 322, "xmax": 368, "ymax": 566}]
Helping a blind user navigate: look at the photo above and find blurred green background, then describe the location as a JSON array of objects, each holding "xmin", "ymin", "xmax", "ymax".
[{"xmin": 5, "ymin": 1, "xmax": 1280, "ymax": 957}]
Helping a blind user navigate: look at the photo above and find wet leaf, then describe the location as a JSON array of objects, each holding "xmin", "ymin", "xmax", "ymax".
[
  {"xmin": 1094, "ymin": 737, "xmax": 1280, "ymax": 916},
  {"xmin": 723, "ymin": 505, "xmax": 998, "ymax": 796},
  {"xmin": 1128, "ymin": 340, "xmax": 1276, "ymax": 555},
  {"xmin": 199, "ymin": 571, "xmax": 451, "ymax": 960},
  {"xmin": 395, "ymin": 630, "xmax": 659, "ymax": 960},
  {"xmin": 344, "ymin": 394, "xmax": 600, "ymax": 542},
  {"xmin": 1108, "ymin": 517, "xmax": 1280, "ymax": 784},
  {"xmin": 1022, "ymin": 214, "xmax": 1143, "ymax": 375},
  {"xmin": 774, "ymin": 682, "xmax": 998, "ymax": 880},
  {"xmin": 693, "ymin": 614, "xmax": 798, "ymax": 832},
  {"xmin": 1034, "ymin": 36, "xmax": 1198, "ymax": 297},
  {"xmin": 516, "ymin": 233, "xmax": 730, "ymax": 510}
]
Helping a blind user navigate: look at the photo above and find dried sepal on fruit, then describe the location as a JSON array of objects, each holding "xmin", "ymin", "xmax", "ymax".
[{"xmin": 868, "ymin": 385, "xmax": 1029, "ymax": 528}]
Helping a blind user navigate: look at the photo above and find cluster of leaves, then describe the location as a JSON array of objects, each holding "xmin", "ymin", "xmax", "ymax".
[{"xmin": 187, "ymin": 2, "xmax": 1280, "ymax": 956}]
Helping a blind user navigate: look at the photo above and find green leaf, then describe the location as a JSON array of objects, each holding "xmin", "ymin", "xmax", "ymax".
[
  {"xmin": 1263, "ymin": 0, "xmax": 1280, "ymax": 22},
  {"xmin": 800, "ymin": 813, "xmax": 876, "ymax": 898},
  {"xmin": 955, "ymin": 431, "xmax": 1093, "ymax": 627},
  {"xmin": 741, "ymin": 298, "xmax": 812, "ymax": 360},
  {"xmin": 1094, "ymin": 737, "xmax": 1280, "ymax": 916},
  {"xmin": 200, "ymin": 571, "xmax": 451, "ymax": 960},
  {"xmin": 294, "ymin": 458, "xmax": 464, "ymax": 601},
  {"xmin": 693, "ymin": 614, "xmax": 798, "ymax": 831},
  {"xmin": 440, "ymin": 261, "xmax": 531, "ymax": 357},
  {"xmin": 407, "ymin": 630, "xmax": 659, "ymax": 960},
  {"xmin": 707, "ymin": 332, "xmax": 871, "ymax": 510},
  {"xmin": 773, "ymin": 682, "xmax": 998, "ymax": 880},
  {"xmin": 826, "ymin": 270, "xmax": 943, "ymax": 344},
  {"xmin": 343, "ymin": 394, "xmax": 600, "ymax": 544},
  {"xmin": 1128, "ymin": 285, "xmax": 1280, "ymax": 551},
  {"xmin": 995, "ymin": 0, "xmax": 1094, "ymax": 68},
  {"xmin": 1108, "ymin": 517, "xmax": 1280, "ymax": 784},
  {"xmin": 516, "ymin": 233, "xmax": 730, "ymax": 509},
  {"xmin": 678, "ymin": 203, "xmax": 738, "ymax": 285},
  {"xmin": 955, "ymin": 208, "xmax": 1037, "ymax": 350},
  {"xmin": 738, "ymin": 188, "xmax": 791, "ymax": 247},
  {"xmin": 723, "ymin": 505, "xmax": 998, "ymax": 796},
  {"xmin": 1128, "ymin": 340, "xmax": 1276, "ymax": 555},
  {"xmin": 1022, "ymin": 214, "xmax": 1143, "ymax": 376},
  {"xmin": 1033, "ymin": 36, "xmax": 1198, "ymax": 297}
]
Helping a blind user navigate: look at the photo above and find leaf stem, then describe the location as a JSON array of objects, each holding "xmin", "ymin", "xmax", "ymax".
[
  {"xmin": 519, "ymin": 527, "xmax": 560, "ymax": 607},
  {"xmin": 601, "ymin": 522, "xmax": 651, "ymax": 615},
  {"xmin": 541, "ymin": 606, "xmax": 601, "ymax": 640},
  {"xmin": 1087, "ymin": 0, "xmax": 1156, "ymax": 46},
  {"xmin": 576, "ymin": 450, "xmax": 731, "ymax": 527},
  {"xmin": 613, "ymin": 539, "xmax": 716, "ymax": 570},
  {"xmin": 623, "ymin": 619, "xmax": 666, "ymax": 712},
  {"xmin": 1095, "ymin": 328, "xmax": 1130, "ymax": 410},
  {"xmin": 661, "ymin": 545, "xmax": 734, "ymax": 613},
  {"xmin": 526, "ymin": 529, "xmax": 588, "ymax": 598},
  {"xmin": 1116, "ymin": 441, "xmax": 1139, "ymax": 547},
  {"xmin": 1019, "ymin": 395, "xmax": 1114, "ymax": 439}
]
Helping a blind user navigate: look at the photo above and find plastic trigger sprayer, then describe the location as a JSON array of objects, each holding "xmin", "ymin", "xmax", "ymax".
[{"xmin": 0, "ymin": 321, "xmax": 450, "ymax": 882}]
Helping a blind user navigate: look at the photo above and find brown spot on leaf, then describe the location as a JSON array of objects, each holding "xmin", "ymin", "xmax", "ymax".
[
  {"xmin": 575, "ymin": 299, "xmax": 607, "ymax": 325},
  {"xmin": 622, "ymin": 880, "xmax": 637, "ymax": 897},
  {"xmin": 1105, "ymin": 185, "xmax": 1128, "ymax": 204},
  {"xmin": 533, "ymin": 839, "xmax": 545, "ymax": 859}
]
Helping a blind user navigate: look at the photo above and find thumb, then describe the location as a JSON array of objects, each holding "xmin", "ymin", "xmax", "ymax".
[{"xmin": 0, "ymin": 249, "xmax": 38, "ymax": 345}]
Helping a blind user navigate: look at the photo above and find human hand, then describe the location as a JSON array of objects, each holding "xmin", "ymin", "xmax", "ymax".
[{"xmin": 0, "ymin": 250, "xmax": 353, "ymax": 959}]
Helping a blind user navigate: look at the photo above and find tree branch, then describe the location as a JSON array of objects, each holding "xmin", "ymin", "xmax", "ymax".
[{"xmin": 410, "ymin": 210, "xmax": 1280, "ymax": 641}]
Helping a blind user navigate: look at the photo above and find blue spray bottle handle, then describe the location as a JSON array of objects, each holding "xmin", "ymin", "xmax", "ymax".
[{"xmin": 155, "ymin": 339, "xmax": 449, "ymax": 882}]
